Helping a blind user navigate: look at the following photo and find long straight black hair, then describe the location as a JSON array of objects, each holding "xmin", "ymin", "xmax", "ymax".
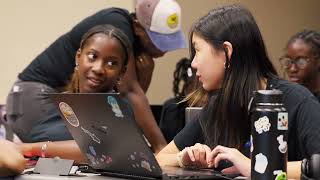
[{"xmin": 189, "ymin": 5, "xmax": 278, "ymax": 148}]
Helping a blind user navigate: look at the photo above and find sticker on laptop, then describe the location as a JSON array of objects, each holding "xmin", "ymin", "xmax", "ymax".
[
  {"xmin": 91, "ymin": 125, "xmax": 108, "ymax": 135},
  {"xmin": 141, "ymin": 160, "xmax": 152, "ymax": 172},
  {"xmin": 101, "ymin": 154, "xmax": 112, "ymax": 164},
  {"xmin": 86, "ymin": 145, "xmax": 113, "ymax": 166},
  {"xmin": 107, "ymin": 96, "xmax": 124, "ymax": 118},
  {"xmin": 89, "ymin": 145, "xmax": 97, "ymax": 157},
  {"xmin": 81, "ymin": 126, "xmax": 101, "ymax": 144},
  {"xmin": 128, "ymin": 152, "xmax": 154, "ymax": 172},
  {"xmin": 277, "ymin": 112, "xmax": 288, "ymax": 130},
  {"xmin": 59, "ymin": 102, "xmax": 79, "ymax": 127}
]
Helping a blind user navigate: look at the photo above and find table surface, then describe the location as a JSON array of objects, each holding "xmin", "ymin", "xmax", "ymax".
[{"xmin": 15, "ymin": 173, "xmax": 128, "ymax": 180}]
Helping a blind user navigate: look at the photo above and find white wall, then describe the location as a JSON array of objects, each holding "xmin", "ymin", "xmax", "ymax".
[{"xmin": 0, "ymin": 0, "xmax": 134, "ymax": 103}]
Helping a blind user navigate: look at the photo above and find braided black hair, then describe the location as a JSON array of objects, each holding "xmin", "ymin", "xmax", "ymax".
[
  {"xmin": 287, "ymin": 30, "xmax": 320, "ymax": 59},
  {"xmin": 80, "ymin": 24, "xmax": 132, "ymax": 66},
  {"xmin": 173, "ymin": 57, "xmax": 195, "ymax": 98}
]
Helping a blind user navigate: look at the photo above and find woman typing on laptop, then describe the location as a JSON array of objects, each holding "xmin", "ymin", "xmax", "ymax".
[
  {"xmin": 156, "ymin": 5, "xmax": 320, "ymax": 179},
  {"xmin": 19, "ymin": 24, "xmax": 136, "ymax": 163}
]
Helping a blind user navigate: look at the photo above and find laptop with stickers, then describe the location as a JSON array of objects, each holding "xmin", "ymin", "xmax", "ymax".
[{"xmin": 50, "ymin": 93, "xmax": 234, "ymax": 180}]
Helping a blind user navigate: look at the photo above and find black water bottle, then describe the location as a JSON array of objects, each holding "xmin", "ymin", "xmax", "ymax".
[{"xmin": 250, "ymin": 90, "xmax": 288, "ymax": 180}]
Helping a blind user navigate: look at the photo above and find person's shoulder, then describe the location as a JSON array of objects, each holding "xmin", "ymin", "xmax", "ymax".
[
  {"xmin": 270, "ymin": 78, "xmax": 316, "ymax": 104},
  {"xmin": 163, "ymin": 97, "xmax": 186, "ymax": 108},
  {"xmin": 93, "ymin": 7, "xmax": 131, "ymax": 18}
]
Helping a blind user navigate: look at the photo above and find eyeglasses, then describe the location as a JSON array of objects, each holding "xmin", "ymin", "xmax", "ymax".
[{"xmin": 279, "ymin": 57, "xmax": 311, "ymax": 69}]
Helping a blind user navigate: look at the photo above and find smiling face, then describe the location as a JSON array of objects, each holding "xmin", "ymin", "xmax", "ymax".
[
  {"xmin": 190, "ymin": 33, "xmax": 225, "ymax": 91},
  {"xmin": 284, "ymin": 39, "xmax": 319, "ymax": 85},
  {"xmin": 76, "ymin": 33, "xmax": 126, "ymax": 93}
]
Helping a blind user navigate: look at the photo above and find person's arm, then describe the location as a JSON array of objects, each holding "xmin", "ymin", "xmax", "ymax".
[
  {"xmin": 0, "ymin": 140, "xmax": 26, "ymax": 177},
  {"xmin": 287, "ymin": 161, "xmax": 301, "ymax": 179},
  {"xmin": 157, "ymin": 141, "xmax": 211, "ymax": 168},
  {"xmin": 125, "ymin": 83, "xmax": 167, "ymax": 153},
  {"xmin": 156, "ymin": 141, "xmax": 180, "ymax": 167},
  {"xmin": 19, "ymin": 140, "xmax": 86, "ymax": 164},
  {"xmin": 118, "ymin": 53, "xmax": 167, "ymax": 153}
]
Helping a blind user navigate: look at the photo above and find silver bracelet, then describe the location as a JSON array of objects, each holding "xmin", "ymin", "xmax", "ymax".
[{"xmin": 40, "ymin": 141, "xmax": 50, "ymax": 158}]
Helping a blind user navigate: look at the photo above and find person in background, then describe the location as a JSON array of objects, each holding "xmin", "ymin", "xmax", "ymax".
[
  {"xmin": 156, "ymin": 5, "xmax": 320, "ymax": 179},
  {"xmin": 280, "ymin": 30, "xmax": 320, "ymax": 101},
  {"xmin": 159, "ymin": 57, "xmax": 205, "ymax": 142},
  {"xmin": 0, "ymin": 140, "xmax": 26, "ymax": 177},
  {"xmin": 6, "ymin": 0, "xmax": 186, "ymax": 153}
]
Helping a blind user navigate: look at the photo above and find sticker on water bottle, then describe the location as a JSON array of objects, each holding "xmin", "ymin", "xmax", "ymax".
[
  {"xmin": 277, "ymin": 135, "xmax": 287, "ymax": 153},
  {"xmin": 254, "ymin": 116, "xmax": 271, "ymax": 134},
  {"xmin": 277, "ymin": 112, "xmax": 288, "ymax": 130},
  {"xmin": 250, "ymin": 135, "xmax": 254, "ymax": 153},
  {"xmin": 273, "ymin": 170, "xmax": 287, "ymax": 180},
  {"xmin": 254, "ymin": 153, "xmax": 268, "ymax": 174}
]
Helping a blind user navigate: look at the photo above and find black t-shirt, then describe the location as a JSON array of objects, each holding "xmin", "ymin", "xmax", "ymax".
[
  {"xmin": 19, "ymin": 8, "xmax": 136, "ymax": 89},
  {"xmin": 159, "ymin": 97, "xmax": 188, "ymax": 142},
  {"xmin": 174, "ymin": 78, "xmax": 320, "ymax": 161}
]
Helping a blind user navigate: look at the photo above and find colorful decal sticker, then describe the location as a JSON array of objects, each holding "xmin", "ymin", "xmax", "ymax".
[
  {"xmin": 277, "ymin": 112, "xmax": 288, "ymax": 130},
  {"xmin": 254, "ymin": 116, "xmax": 271, "ymax": 134},
  {"xmin": 107, "ymin": 96, "xmax": 124, "ymax": 118},
  {"xmin": 81, "ymin": 126, "xmax": 101, "ymax": 144},
  {"xmin": 130, "ymin": 154, "xmax": 135, "ymax": 160},
  {"xmin": 91, "ymin": 125, "xmax": 108, "ymax": 134},
  {"xmin": 277, "ymin": 135, "xmax": 287, "ymax": 153},
  {"xmin": 86, "ymin": 146, "xmax": 99, "ymax": 165},
  {"xmin": 128, "ymin": 152, "xmax": 153, "ymax": 172},
  {"xmin": 139, "ymin": 152, "xmax": 150, "ymax": 162},
  {"xmin": 89, "ymin": 145, "xmax": 97, "ymax": 156},
  {"xmin": 141, "ymin": 160, "xmax": 152, "ymax": 172},
  {"xmin": 254, "ymin": 153, "xmax": 268, "ymax": 174},
  {"xmin": 59, "ymin": 102, "xmax": 79, "ymax": 127},
  {"xmin": 273, "ymin": 170, "xmax": 287, "ymax": 180},
  {"xmin": 86, "ymin": 146, "xmax": 112, "ymax": 166},
  {"xmin": 86, "ymin": 153, "xmax": 98, "ymax": 165},
  {"xmin": 101, "ymin": 154, "xmax": 112, "ymax": 164}
]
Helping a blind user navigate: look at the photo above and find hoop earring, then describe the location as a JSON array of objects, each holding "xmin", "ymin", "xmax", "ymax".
[{"xmin": 75, "ymin": 61, "xmax": 79, "ymax": 70}]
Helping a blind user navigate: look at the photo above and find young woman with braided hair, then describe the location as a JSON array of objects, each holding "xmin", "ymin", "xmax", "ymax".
[{"xmin": 18, "ymin": 24, "xmax": 137, "ymax": 163}]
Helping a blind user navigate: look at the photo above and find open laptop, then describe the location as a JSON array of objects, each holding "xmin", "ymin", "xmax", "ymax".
[{"xmin": 50, "ymin": 93, "xmax": 234, "ymax": 180}]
